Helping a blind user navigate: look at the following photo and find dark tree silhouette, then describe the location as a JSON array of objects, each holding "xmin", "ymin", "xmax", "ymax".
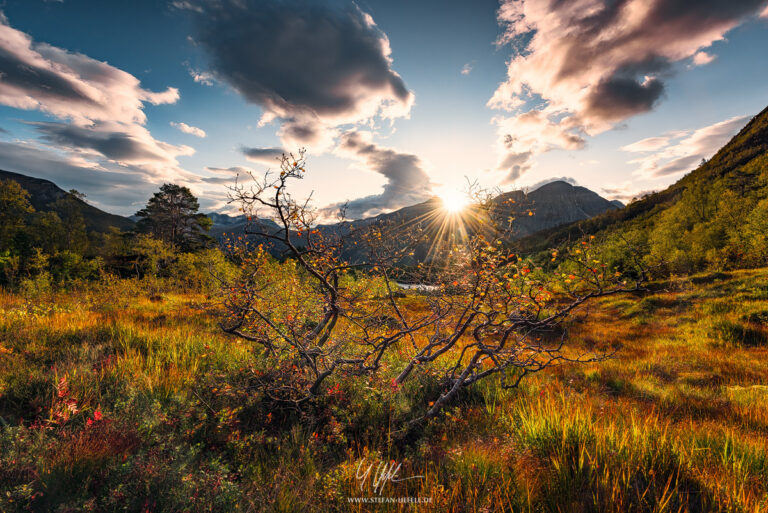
[{"xmin": 135, "ymin": 184, "xmax": 212, "ymax": 251}]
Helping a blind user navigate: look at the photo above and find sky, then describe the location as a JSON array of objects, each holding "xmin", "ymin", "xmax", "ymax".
[{"xmin": 0, "ymin": 0, "xmax": 767, "ymax": 218}]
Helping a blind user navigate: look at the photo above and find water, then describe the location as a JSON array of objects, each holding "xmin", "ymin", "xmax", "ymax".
[{"xmin": 395, "ymin": 282, "xmax": 440, "ymax": 292}]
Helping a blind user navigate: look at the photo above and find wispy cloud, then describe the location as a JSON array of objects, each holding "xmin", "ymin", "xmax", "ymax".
[
  {"xmin": 601, "ymin": 183, "xmax": 658, "ymax": 203},
  {"xmin": 461, "ymin": 62, "xmax": 473, "ymax": 75},
  {"xmin": 201, "ymin": 166, "xmax": 252, "ymax": 185},
  {"xmin": 187, "ymin": 67, "xmax": 215, "ymax": 86},
  {"xmin": 240, "ymin": 146, "xmax": 285, "ymax": 167},
  {"xmin": 171, "ymin": 121, "xmax": 206, "ymax": 138},
  {"xmin": 0, "ymin": 12, "xmax": 177, "ymax": 125},
  {"xmin": 622, "ymin": 115, "xmax": 751, "ymax": 178}
]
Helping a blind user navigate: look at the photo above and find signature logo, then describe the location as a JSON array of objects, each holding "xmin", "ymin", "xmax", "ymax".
[{"xmin": 355, "ymin": 458, "xmax": 425, "ymax": 495}]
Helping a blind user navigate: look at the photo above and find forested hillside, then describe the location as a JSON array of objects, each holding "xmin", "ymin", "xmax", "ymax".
[{"xmin": 517, "ymin": 106, "xmax": 768, "ymax": 275}]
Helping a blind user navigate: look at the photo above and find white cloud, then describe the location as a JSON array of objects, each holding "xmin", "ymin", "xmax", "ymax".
[
  {"xmin": 171, "ymin": 121, "xmax": 207, "ymax": 138},
  {"xmin": 623, "ymin": 115, "xmax": 751, "ymax": 178},
  {"xmin": 601, "ymin": 183, "xmax": 658, "ymax": 203},
  {"xmin": 328, "ymin": 130, "xmax": 433, "ymax": 218},
  {"xmin": 188, "ymin": 68, "xmax": 215, "ymax": 86},
  {"xmin": 692, "ymin": 51, "xmax": 716, "ymax": 66}
]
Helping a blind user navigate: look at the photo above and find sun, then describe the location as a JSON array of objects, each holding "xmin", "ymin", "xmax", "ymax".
[{"xmin": 438, "ymin": 188, "xmax": 468, "ymax": 214}]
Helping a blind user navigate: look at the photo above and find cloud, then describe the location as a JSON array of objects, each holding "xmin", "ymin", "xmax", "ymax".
[
  {"xmin": 692, "ymin": 51, "xmax": 716, "ymax": 66},
  {"xmin": 171, "ymin": 121, "xmax": 206, "ymax": 138},
  {"xmin": 601, "ymin": 184, "xmax": 658, "ymax": 203},
  {"xmin": 0, "ymin": 12, "xmax": 178, "ymax": 125},
  {"xmin": 621, "ymin": 135, "xmax": 677, "ymax": 152},
  {"xmin": 0, "ymin": 13, "xmax": 201, "ymax": 210},
  {"xmin": 528, "ymin": 176, "xmax": 578, "ymax": 191},
  {"xmin": 171, "ymin": 0, "xmax": 203, "ymax": 13},
  {"xmin": 623, "ymin": 114, "xmax": 751, "ymax": 177},
  {"xmin": 27, "ymin": 121, "xmax": 194, "ymax": 174},
  {"xmin": 187, "ymin": 67, "xmax": 215, "ymax": 86},
  {"xmin": 489, "ymin": 0, "xmax": 768, "ymax": 181},
  {"xmin": 329, "ymin": 130, "xmax": 433, "ymax": 219},
  {"xmin": 461, "ymin": 62, "xmax": 473, "ymax": 75},
  {"xmin": 240, "ymin": 146, "xmax": 285, "ymax": 167},
  {"xmin": 494, "ymin": 109, "xmax": 584, "ymax": 182},
  {"xmin": 0, "ymin": 140, "xmax": 163, "ymax": 213},
  {"xmin": 201, "ymin": 165, "xmax": 253, "ymax": 185},
  {"xmin": 185, "ymin": 0, "xmax": 413, "ymax": 150}
]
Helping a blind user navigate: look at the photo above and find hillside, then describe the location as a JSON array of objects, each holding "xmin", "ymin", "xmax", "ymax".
[
  {"xmin": 0, "ymin": 170, "xmax": 135, "ymax": 233},
  {"xmin": 515, "ymin": 105, "xmax": 768, "ymax": 259}
]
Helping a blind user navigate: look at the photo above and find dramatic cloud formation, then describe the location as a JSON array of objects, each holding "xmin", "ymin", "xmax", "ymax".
[
  {"xmin": 0, "ymin": 13, "xmax": 177, "ymax": 125},
  {"xmin": 186, "ymin": 0, "xmax": 413, "ymax": 150},
  {"xmin": 330, "ymin": 131, "xmax": 433, "ymax": 219},
  {"xmin": 490, "ymin": 0, "xmax": 768, "ymax": 182},
  {"xmin": 171, "ymin": 122, "xmax": 206, "ymax": 138},
  {"xmin": 0, "ymin": 13, "xmax": 196, "ymax": 209},
  {"xmin": 240, "ymin": 147, "xmax": 285, "ymax": 167},
  {"xmin": 623, "ymin": 115, "xmax": 751, "ymax": 177}
]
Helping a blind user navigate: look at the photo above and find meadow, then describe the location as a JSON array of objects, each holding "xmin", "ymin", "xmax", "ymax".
[{"xmin": 1, "ymin": 268, "xmax": 767, "ymax": 512}]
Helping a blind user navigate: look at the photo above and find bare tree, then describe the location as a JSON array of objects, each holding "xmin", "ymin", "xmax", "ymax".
[
  {"xmin": 221, "ymin": 152, "xmax": 646, "ymax": 420},
  {"xmin": 221, "ymin": 151, "xmax": 448, "ymax": 404}
]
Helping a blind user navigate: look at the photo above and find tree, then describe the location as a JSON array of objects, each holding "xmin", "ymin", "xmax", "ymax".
[
  {"xmin": 50, "ymin": 190, "xmax": 88, "ymax": 253},
  {"xmin": 0, "ymin": 179, "xmax": 34, "ymax": 251},
  {"xmin": 221, "ymin": 152, "xmax": 646, "ymax": 422},
  {"xmin": 135, "ymin": 184, "xmax": 212, "ymax": 251}
]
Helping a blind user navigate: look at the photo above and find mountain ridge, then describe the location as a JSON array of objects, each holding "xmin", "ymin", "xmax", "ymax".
[{"xmin": 0, "ymin": 169, "xmax": 135, "ymax": 233}]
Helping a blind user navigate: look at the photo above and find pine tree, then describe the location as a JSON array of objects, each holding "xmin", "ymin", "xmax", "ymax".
[{"xmin": 135, "ymin": 184, "xmax": 212, "ymax": 251}]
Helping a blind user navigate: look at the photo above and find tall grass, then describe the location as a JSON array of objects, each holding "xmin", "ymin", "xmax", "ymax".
[{"xmin": 1, "ymin": 270, "xmax": 767, "ymax": 511}]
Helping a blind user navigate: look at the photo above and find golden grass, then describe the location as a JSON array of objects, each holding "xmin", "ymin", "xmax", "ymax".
[{"xmin": 1, "ymin": 271, "xmax": 767, "ymax": 511}]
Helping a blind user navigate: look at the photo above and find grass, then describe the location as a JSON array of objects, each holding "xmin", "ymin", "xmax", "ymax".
[{"xmin": 1, "ymin": 270, "xmax": 768, "ymax": 511}]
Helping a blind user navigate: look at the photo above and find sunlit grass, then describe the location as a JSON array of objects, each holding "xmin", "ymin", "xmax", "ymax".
[{"xmin": 1, "ymin": 270, "xmax": 768, "ymax": 510}]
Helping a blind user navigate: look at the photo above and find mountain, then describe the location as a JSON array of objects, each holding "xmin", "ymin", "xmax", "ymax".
[
  {"xmin": 493, "ymin": 181, "xmax": 622, "ymax": 239},
  {"xmin": 208, "ymin": 214, "xmax": 281, "ymax": 239},
  {"xmin": 209, "ymin": 181, "xmax": 621, "ymax": 262},
  {"xmin": 514, "ymin": 104, "xmax": 768, "ymax": 267},
  {"xmin": 0, "ymin": 169, "xmax": 134, "ymax": 233},
  {"xmin": 1, "ymin": 167, "xmax": 620, "ymax": 254}
]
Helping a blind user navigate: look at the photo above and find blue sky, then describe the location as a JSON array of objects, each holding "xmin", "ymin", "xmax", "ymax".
[{"xmin": 0, "ymin": 0, "xmax": 767, "ymax": 216}]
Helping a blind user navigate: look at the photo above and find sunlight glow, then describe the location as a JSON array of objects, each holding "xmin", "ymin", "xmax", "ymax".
[{"xmin": 438, "ymin": 189, "xmax": 468, "ymax": 214}]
